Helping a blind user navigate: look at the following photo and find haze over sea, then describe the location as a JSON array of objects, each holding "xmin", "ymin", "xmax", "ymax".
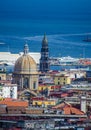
[{"xmin": 0, "ymin": 0, "xmax": 91, "ymax": 58}]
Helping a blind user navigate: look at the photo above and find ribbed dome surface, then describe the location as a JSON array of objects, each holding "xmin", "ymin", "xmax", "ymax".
[{"xmin": 14, "ymin": 54, "xmax": 37, "ymax": 74}]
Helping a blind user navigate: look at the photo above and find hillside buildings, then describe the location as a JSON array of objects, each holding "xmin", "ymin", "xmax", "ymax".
[{"xmin": 0, "ymin": 35, "xmax": 91, "ymax": 129}]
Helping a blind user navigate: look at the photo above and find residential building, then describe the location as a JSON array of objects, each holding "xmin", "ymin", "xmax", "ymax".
[
  {"xmin": 0, "ymin": 84, "xmax": 17, "ymax": 99},
  {"xmin": 32, "ymin": 97, "xmax": 56, "ymax": 108},
  {"xmin": 54, "ymin": 74, "xmax": 71, "ymax": 85}
]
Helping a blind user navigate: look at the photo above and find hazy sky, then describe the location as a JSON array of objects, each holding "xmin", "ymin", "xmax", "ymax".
[{"xmin": 0, "ymin": 0, "xmax": 90, "ymax": 15}]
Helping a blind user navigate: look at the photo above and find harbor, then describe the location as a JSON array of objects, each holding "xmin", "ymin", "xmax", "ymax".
[{"xmin": 0, "ymin": 52, "xmax": 91, "ymax": 70}]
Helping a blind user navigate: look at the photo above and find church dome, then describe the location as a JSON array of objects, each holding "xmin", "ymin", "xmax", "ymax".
[{"xmin": 14, "ymin": 44, "xmax": 38, "ymax": 74}]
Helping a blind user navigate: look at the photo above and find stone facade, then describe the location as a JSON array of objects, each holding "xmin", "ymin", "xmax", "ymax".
[{"xmin": 13, "ymin": 44, "xmax": 39, "ymax": 91}]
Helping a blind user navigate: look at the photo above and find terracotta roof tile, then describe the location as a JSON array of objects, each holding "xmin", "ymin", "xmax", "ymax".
[
  {"xmin": 52, "ymin": 102, "xmax": 84, "ymax": 115},
  {"xmin": 0, "ymin": 100, "xmax": 28, "ymax": 107},
  {"xmin": 70, "ymin": 107, "xmax": 84, "ymax": 115},
  {"xmin": 63, "ymin": 107, "xmax": 71, "ymax": 114}
]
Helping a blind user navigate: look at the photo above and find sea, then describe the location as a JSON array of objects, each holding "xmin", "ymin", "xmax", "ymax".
[{"xmin": 0, "ymin": 12, "xmax": 91, "ymax": 59}]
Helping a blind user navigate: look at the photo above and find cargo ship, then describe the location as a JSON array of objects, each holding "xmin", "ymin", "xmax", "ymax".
[{"xmin": 83, "ymin": 34, "xmax": 91, "ymax": 42}]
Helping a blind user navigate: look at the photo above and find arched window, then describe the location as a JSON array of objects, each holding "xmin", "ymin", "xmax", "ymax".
[
  {"xmin": 33, "ymin": 81, "xmax": 36, "ymax": 89},
  {"xmin": 23, "ymin": 77, "xmax": 29, "ymax": 88}
]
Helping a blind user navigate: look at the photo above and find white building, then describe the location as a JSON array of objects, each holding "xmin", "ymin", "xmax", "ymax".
[
  {"xmin": 65, "ymin": 70, "xmax": 86, "ymax": 79},
  {"xmin": 80, "ymin": 96, "xmax": 87, "ymax": 113},
  {"xmin": 0, "ymin": 84, "xmax": 17, "ymax": 99},
  {"xmin": 0, "ymin": 52, "xmax": 41, "ymax": 65}
]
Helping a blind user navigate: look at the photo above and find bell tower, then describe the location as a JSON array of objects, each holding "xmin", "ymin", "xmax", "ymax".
[{"xmin": 39, "ymin": 33, "xmax": 50, "ymax": 72}]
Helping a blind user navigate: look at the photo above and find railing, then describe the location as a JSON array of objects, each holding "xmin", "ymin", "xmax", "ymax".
[{"xmin": 0, "ymin": 113, "xmax": 87, "ymax": 118}]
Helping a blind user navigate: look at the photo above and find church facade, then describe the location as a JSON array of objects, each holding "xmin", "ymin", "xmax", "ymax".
[{"xmin": 13, "ymin": 44, "xmax": 39, "ymax": 92}]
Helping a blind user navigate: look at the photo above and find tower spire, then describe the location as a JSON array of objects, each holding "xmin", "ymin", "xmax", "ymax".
[
  {"xmin": 24, "ymin": 42, "xmax": 29, "ymax": 55},
  {"xmin": 42, "ymin": 33, "xmax": 48, "ymax": 45},
  {"xmin": 40, "ymin": 33, "xmax": 50, "ymax": 73}
]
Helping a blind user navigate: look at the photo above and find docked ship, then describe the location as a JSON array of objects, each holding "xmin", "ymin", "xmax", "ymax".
[
  {"xmin": 83, "ymin": 34, "xmax": 91, "ymax": 42},
  {"xmin": 58, "ymin": 56, "xmax": 79, "ymax": 65}
]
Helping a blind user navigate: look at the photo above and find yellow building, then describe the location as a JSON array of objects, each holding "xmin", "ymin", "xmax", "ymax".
[
  {"xmin": 32, "ymin": 97, "xmax": 56, "ymax": 107},
  {"xmin": 54, "ymin": 74, "xmax": 71, "ymax": 85},
  {"xmin": 38, "ymin": 84, "xmax": 53, "ymax": 92}
]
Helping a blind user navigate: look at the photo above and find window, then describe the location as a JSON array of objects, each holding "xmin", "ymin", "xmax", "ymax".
[
  {"xmin": 23, "ymin": 77, "xmax": 29, "ymax": 88},
  {"xmin": 63, "ymin": 82, "xmax": 65, "ymax": 85},
  {"xmin": 58, "ymin": 78, "xmax": 60, "ymax": 80},
  {"xmin": 58, "ymin": 82, "xmax": 60, "ymax": 85},
  {"xmin": 33, "ymin": 81, "xmax": 36, "ymax": 89}
]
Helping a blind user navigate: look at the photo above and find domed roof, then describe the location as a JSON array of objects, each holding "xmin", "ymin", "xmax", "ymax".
[{"xmin": 14, "ymin": 44, "xmax": 38, "ymax": 74}]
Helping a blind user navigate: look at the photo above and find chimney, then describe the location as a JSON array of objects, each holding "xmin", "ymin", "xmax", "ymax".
[{"xmin": 80, "ymin": 96, "xmax": 87, "ymax": 113}]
